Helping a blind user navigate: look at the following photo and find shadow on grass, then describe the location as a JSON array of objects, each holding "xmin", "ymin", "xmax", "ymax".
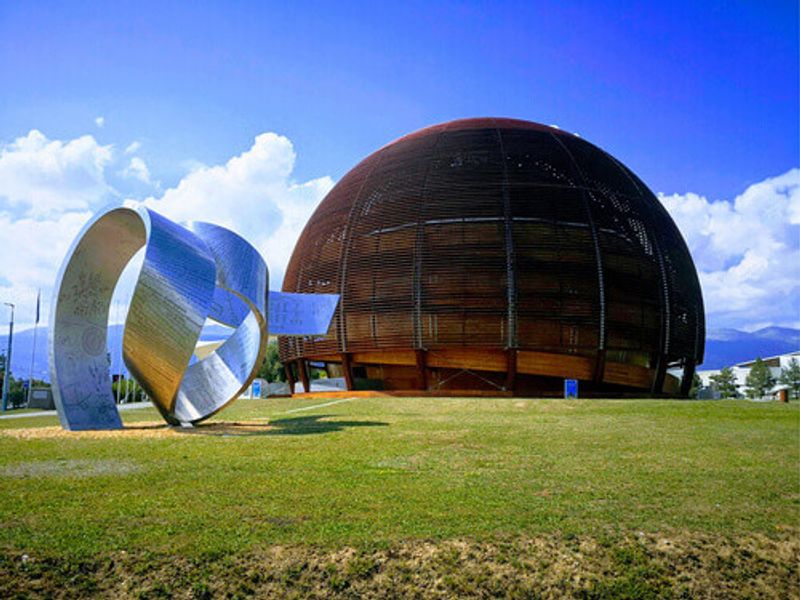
[
  {"xmin": 268, "ymin": 414, "xmax": 388, "ymax": 436},
  {"xmin": 176, "ymin": 414, "xmax": 388, "ymax": 437}
]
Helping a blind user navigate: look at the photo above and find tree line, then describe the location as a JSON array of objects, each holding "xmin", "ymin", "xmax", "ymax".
[{"xmin": 695, "ymin": 357, "xmax": 800, "ymax": 399}]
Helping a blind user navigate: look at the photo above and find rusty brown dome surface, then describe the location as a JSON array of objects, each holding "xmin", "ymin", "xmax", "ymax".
[{"xmin": 279, "ymin": 117, "xmax": 704, "ymax": 396}]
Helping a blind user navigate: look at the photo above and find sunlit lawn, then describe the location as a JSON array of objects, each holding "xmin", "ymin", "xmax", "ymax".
[{"xmin": 1, "ymin": 397, "xmax": 796, "ymax": 559}]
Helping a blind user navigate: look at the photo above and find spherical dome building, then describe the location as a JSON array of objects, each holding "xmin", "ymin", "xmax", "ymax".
[{"xmin": 279, "ymin": 118, "xmax": 704, "ymax": 396}]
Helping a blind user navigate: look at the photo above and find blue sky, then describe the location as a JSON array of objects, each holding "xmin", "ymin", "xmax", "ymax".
[
  {"xmin": 2, "ymin": 1, "xmax": 797, "ymax": 196},
  {"xmin": 0, "ymin": 1, "xmax": 798, "ymax": 332}
]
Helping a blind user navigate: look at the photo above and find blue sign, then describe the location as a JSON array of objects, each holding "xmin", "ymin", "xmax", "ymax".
[
  {"xmin": 251, "ymin": 380, "xmax": 262, "ymax": 398},
  {"xmin": 564, "ymin": 378, "xmax": 578, "ymax": 399}
]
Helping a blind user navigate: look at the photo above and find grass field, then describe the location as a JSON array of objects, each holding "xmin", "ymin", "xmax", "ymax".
[{"xmin": 0, "ymin": 397, "xmax": 798, "ymax": 598}]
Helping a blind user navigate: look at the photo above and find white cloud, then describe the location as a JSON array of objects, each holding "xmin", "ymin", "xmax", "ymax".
[
  {"xmin": 95, "ymin": 116, "xmax": 105, "ymax": 128},
  {"xmin": 0, "ymin": 130, "xmax": 114, "ymax": 218},
  {"xmin": 141, "ymin": 132, "xmax": 334, "ymax": 288},
  {"xmin": 121, "ymin": 156, "xmax": 152, "ymax": 184},
  {"xmin": 659, "ymin": 168, "xmax": 800, "ymax": 331},
  {"xmin": 0, "ymin": 210, "xmax": 93, "ymax": 326},
  {"xmin": 124, "ymin": 141, "xmax": 141, "ymax": 155},
  {"xmin": 0, "ymin": 129, "xmax": 333, "ymax": 329},
  {"xmin": 0, "ymin": 128, "xmax": 117, "ymax": 327}
]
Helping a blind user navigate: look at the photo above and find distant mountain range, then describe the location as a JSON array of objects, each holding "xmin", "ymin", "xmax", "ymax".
[
  {"xmin": 0, "ymin": 323, "xmax": 797, "ymax": 382},
  {"xmin": 702, "ymin": 326, "xmax": 800, "ymax": 369},
  {"xmin": 0, "ymin": 323, "xmax": 233, "ymax": 382}
]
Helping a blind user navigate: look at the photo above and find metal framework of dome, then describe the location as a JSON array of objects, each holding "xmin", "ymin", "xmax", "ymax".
[{"xmin": 279, "ymin": 118, "xmax": 704, "ymax": 396}]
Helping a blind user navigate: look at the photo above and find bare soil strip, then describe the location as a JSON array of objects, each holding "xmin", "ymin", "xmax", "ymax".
[
  {"xmin": 0, "ymin": 421, "xmax": 275, "ymax": 439},
  {"xmin": 2, "ymin": 532, "xmax": 797, "ymax": 599}
]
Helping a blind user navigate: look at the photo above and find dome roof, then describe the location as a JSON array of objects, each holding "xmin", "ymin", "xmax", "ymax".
[{"xmin": 280, "ymin": 118, "xmax": 704, "ymax": 394}]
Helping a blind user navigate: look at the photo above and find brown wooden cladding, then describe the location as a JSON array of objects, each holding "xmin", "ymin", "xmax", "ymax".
[{"xmin": 280, "ymin": 118, "xmax": 704, "ymax": 394}]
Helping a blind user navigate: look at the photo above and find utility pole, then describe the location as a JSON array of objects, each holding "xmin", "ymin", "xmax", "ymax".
[
  {"xmin": 26, "ymin": 290, "xmax": 40, "ymax": 407},
  {"xmin": 2, "ymin": 303, "xmax": 15, "ymax": 411},
  {"xmin": 115, "ymin": 300, "xmax": 123, "ymax": 404}
]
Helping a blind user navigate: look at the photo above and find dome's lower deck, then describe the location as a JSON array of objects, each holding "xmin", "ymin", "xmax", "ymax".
[{"xmin": 283, "ymin": 347, "xmax": 692, "ymax": 397}]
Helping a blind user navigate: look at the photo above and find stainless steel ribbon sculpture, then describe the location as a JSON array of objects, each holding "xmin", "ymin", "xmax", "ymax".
[{"xmin": 49, "ymin": 203, "xmax": 338, "ymax": 430}]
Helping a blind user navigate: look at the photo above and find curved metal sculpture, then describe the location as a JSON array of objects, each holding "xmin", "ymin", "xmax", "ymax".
[{"xmin": 49, "ymin": 203, "xmax": 337, "ymax": 430}]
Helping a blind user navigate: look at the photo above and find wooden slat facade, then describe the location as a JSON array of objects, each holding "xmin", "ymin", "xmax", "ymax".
[{"xmin": 280, "ymin": 118, "xmax": 704, "ymax": 396}]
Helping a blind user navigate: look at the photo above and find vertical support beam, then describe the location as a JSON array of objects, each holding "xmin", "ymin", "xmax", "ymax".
[
  {"xmin": 605, "ymin": 153, "xmax": 671, "ymax": 362},
  {"xmin": 550, "ymin": 135, "xmax": 606, "ymax": 372},
  {"xmin": 494, "ymin": 127, "xmax": 517, "ymax": 349},
  {"xmin": 415, "ymin": 349, "xmax": 428, "ymax": 390},
  {"xmin": 412, "ymin": 130, "xmax": 442, "ymax": 350},
  {"xmin": 298, "ymin": 359, "xmax": 310, "ymax": 393},
  {"xmin": 341, "ymin": 353, "xmax": 354, "ymax": 391},
  {"xmin": 284, "ymin": 363, "xmax": 296, "ymax": 395},
  {"xmin": 680, "ymin": 359, "xmax": 696, "ymax": 398},
  {"xmin": 593, "ymin": 349, "xmax": 606, "ymax": 385},
  {"xmin": 412, "ymin": 211, "xmax": 425, "ymax": 349},
  {"xmin": 650, "ymin": 354, "xmax": 667, "ymax": 395},
  {"xmin": 505, "ymin": 349, "xmax": 517, "ymax": 393},
  {"xmin": 336, "ymin": 155, "xmax": 386, "ymax": 354}
]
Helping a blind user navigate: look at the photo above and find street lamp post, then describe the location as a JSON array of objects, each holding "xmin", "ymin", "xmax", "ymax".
[
  {"xmin": 2, "ymin": 302, "xmax": 15, "ymax": 411},
  {"xmin": 26, "ymin": 290, "xmax": 41, "ymax": 407}
]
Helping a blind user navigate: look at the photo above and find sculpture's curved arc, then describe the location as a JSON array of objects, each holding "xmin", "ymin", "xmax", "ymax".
[
  {"xmin": 49, "ymin": 205, "xmax": 262, "ymax": 429},
  {"xmin": 50, "ymin": 203, "xmax": 337, "ymax": 430},
  {"xmin": 171, "ymin": 222, "xmax": 269, "ymax": 424},
  {"xmin": 49, "ymin": 206, "xmax": 149, "ymax": 430},
  {"xmin": 122, "ymin": 209, "xmax": 217, "ymax": 421},
  {"xmin": 209, "ymin": 287, "xmax": 249, "ymax": 328}
]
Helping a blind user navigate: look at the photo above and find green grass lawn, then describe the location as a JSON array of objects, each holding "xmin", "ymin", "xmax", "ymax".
[{"xmin": 1, "ymin": 397, "xmax": 798, "ymax": 598}]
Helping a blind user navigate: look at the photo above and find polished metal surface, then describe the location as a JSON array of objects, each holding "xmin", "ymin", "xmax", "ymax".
[
  {"xmin": 267, "ymin": 291, "xmax": 340, "ymax": 336},
  {"xmin": 49, "ymin": 203, "xmax": 338, "ymax": 430},
  {"xmin": 49, "ymin": 206, "xmax": 148, "ymax": 430},
  {"xmin": 169, "ymin": 222, "xmax": 269, "ymax": 424}
]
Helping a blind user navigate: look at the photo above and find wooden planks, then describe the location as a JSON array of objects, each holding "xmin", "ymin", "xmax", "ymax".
[
  {"xmin": 603, "ymin": 361, "xmax": 653, "ymax": 388},
  {"xmin": 300, "ymin": 347, "xmax": 660, "ymax": 392},
  {"xmin": 516, "ymin": 350, "xmax": 595, "ymax": 380}
]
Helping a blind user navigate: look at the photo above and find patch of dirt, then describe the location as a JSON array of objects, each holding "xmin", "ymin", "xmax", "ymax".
[
  {"xmin": 0, "ymin": 423, "xmax": 172, "ymax": 439},
  {"xmin": 0, "ymin": 421, "xmax": 275, "ymax": 440},
  {"xmin": 0, "ymin": 459, "xmax": 141, "ymax": 479},
  {"xmin": 1, "ymin": 531, "xmax": 797, "ymax": 599},
  {"xmin": 371, "ymin": 454, "xmax": 427, "ymax": 471}
]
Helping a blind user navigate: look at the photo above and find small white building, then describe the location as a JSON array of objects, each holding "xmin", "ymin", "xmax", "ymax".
[{"xmin": 697, "ymin": 351, "xmax": 799, "ymax": 398}]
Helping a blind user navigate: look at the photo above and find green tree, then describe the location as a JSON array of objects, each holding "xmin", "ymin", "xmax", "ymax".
[
  {"xmin": 744, "ymin": 358, "xmax": 775, "ymax": 399},
  {"xmin": 112, "ymin": 378, "xmax": 147, "ymax": 403},
  {"xmin": 778, "ymin": 357, "xmax": 800, "ymax": 399},
  {"xmin": 0, "ymin": 354, "xmax": 34, "ymax": 408},
  {"xmin": 710, "ymin": 366, "xmax": 738, "ymax": 398},
  {"xmin": 257, "ymin": 340, "xmax": 287, "ymax": 383},
  {"xmin": 0, "ymin": 372, "xmax": 28, "ymax": 408}
]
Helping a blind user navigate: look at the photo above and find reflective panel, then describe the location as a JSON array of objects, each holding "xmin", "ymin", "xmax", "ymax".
[
  {"xmin": 268, "ymin": 291, "xmax": 339, "ymax": 336},
  {"xmin": 48, "ymin": 207, "xmax": 147, "ymax": 430},
  {"xmin": 49, "ymin": 203, "xmax": 339, "ymax": 430}
]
